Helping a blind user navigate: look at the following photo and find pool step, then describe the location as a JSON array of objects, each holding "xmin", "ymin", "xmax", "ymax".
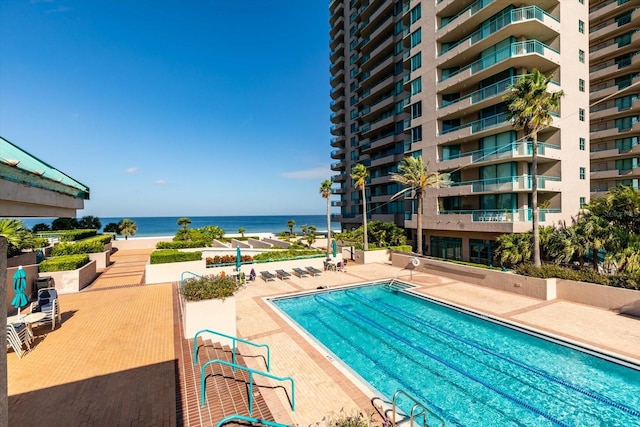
[{"xmin": 384, "ymin": 281, "xmax": 412, "ymax": 292}]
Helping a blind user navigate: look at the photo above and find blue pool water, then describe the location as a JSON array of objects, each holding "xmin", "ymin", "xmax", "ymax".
[{"xmin": 272, "ymin": 283, "xmax": 640, "ymax": 427}]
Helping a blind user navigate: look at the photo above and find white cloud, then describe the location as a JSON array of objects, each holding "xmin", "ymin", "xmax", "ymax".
[
  {"xmin": 155, "ymin": 179, "xmax": 167, "ymax": 185},
  {"xmin": 280, "ymin": 166, "xmax": 331, "ymax": 180},
  {"xmin": 126, "ymin": 167, "xmax": 138, "ymax": 174}
]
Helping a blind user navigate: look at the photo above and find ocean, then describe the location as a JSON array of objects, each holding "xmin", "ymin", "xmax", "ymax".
[{"xmin": 18, "ymin": 215, "xmax": 341, "ymax": 238}]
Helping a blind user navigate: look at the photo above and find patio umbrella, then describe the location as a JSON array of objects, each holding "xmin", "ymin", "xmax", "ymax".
[
  {"xmin": 236, "ymin": 246, "xmax": 242, "ymax": 271},
  {"xmin": 332, "ymin": 239, "xmax": 337, "ymax": 258},
  {"xmin": 11, "ymin": 266, "xmax": 28, "ymax": 316}
]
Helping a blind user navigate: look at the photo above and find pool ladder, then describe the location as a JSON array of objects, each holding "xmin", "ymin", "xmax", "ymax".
[{"xmin": 392, "ymin": 390, "xmax": 445, "ymax": 427}]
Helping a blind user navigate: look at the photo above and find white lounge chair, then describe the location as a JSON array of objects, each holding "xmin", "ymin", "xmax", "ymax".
[
  {"xmin": 6, "ymin": 323, "xmax": 30, "ymax": 358},
  {"xmin": 30, "ymin": 288, "xmax": 61, "ymax": 331}
]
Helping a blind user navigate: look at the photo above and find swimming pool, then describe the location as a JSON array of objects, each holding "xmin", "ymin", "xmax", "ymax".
[{"xmin": 271, "ymin": 282, "xmax": 640, "ymax": 426}]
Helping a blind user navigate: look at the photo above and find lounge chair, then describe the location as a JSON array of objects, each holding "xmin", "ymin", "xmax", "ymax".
[
  {"xmin": 292, "ymin": 267, "xmax": 310, "ymax": 278},
  {"xmin": 260, "ymin": 271, "xmax": 276, "ymax": 282},
  {"xmin": 305, "ymin": 266, "xmax": 323, "ymax": 276},
  {"xmin": 30, "ymin": 288, "xmax": 61, "ymax": 331},
  {"xmin": 276, "ymin": 269, "xmax": 292, "ymax": 280},
  {"xmin": 6, "ymin": 323, "xmax": 30, "ymax": 359}
]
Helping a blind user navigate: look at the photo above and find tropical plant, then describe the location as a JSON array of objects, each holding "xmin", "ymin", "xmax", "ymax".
[
  {"xmin": 177, "ymin": 217, "xmax": 191, "ymax": 230},
  {"xmin": 504, "ymin": 69, "xmax": 564, "ymax": 267},
  {"xmin": 238, "ymin": 227, "xmax": 245, "ymax": 238},
  {"xmin": 320, "ymin": 179, "xmax": 333, "ymax": 258},
  {"xmin": 305, "ymin": 225, "xmax": 317, "ymax": 247},
  {"xmin": 31, "ymin": 223, "xmax": 51, "ymax": 233},
  {"xmin": 351, "ymin": 163, "xmax": 369, "ymax": 250},
  {"xmin": 334, "ymin": 221, "xmax": 405, "ymax": 249},
  {"xmin": 0, "ymin": 219, "xmax": 35, "ymax": 257},
  {"xmin": 103, "ymin": 222, "xmax": 119, "ymax": 234},
  {"xmin": 494, "ymin": 233, "xmax": 532, "ymax": 268},
  {"xmin": 117, "ymin": 219, "xmax": 138, "ymax": 240},
  {"xmin": 78, "ymin": 215, "xmax": 102, "ymax": 230},
  {"xmin": 198, "ymin": 225, "xmax": 225, "ymax": 242},
  {"xmin": 181, "ymin": 274, "xmax": 241, "ymax": 302},
  {"xmin": 390, "ymin": 156, "xmax": 451, "ymax": 255},
  {"xmin": 51, "ymin": 217, "xmax": 80, "ymax": 230},
  {"xmin": 287, "ymin": 219, "xmax": 295, "ymax": 235}
]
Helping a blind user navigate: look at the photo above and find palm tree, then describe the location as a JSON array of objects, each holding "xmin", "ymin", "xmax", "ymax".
[
  {"xmin": 390, "ymin": 156, "xmax": 451, "ymax": 255},
  {"xmin": 494, "ymin": 233, "xmax": 532, "ymax": 268},
  {"xmin": 287, "ymin": 219, "xmax": 295, "ymax": 236},
  {"xmin": 504, "ymin": 69, "xmax": 564, "ymax": 267},
  {"xmin": 177, "ymin": 217, "xmax": 191, "ymax": 230},
  {"xmin": 320, "ymin": 179, "xmax": 333, "ymax": 258},
  {"xmin": 118, "ymin": 219, "xmax": 138, "ymax": 240},
  {"xmin": 0, "ymin": 219, "xmax": 34, "ymax": 257},
  {"xmin": 351, "ymin": 163, "xmax": 369, "ymax": 250},
  {"xmin": 238, "ymin": 227, "xmax": 246, "ymax": 238}
]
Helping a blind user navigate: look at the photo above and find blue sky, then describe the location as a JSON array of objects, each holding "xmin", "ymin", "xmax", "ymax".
[{"xmin": 0, "ymin": 0, "xmax": 333, "ymax": 217}]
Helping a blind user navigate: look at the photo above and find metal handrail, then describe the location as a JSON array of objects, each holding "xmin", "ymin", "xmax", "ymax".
[
  {"xmin": 193, "ymin": 328, "xmax": 270, "ymax": 372},
  {"xmin": 216, "ymin": 414, "xmax": 293, "ymax": 427},
  {"xmin": 392, "ymin": 389, "xmax": 445, "ymax": 427},
  {"xmin": 180, "ymin": 271, "xmax": 202, "ymax": 288},
  {"xmin": 200, "ymin": 359, "xmax": 295, "ymax": 414}
]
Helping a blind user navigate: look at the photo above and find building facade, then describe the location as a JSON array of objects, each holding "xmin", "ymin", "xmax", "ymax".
[
  {"xmin": 589, "ymin": 0, "xmax": 640, "ymax": 197},
  {"xmin": 329, "ymin": 0, "xmax": 591, "ymax": 263}
]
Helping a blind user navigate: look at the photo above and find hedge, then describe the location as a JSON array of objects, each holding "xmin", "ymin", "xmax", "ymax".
[
  {"xmin": 39, "ymin": 254, "xmax": 91, "ymax": 272},
  {"xmin": 51, "ymin": 235, "xmax": 112, "ymax": 256},
  {"xmin": 514, "ymin": 263, "xmax": 640, "ymax": 290},
  {"xmin": 156, "ymin": 240, "xmax": 209, "ymax": 249},
  {"xmin": 251, "ymin": 249, "xmax": 324, "ymax": 262},
  {"xmin": 150, "ymin": 250, "xmax": 202, "ymax": 264}
]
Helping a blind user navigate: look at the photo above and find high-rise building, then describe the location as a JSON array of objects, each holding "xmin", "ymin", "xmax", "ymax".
[
  {"xmin": 329, "ymin": 0, "xmax": 591, "ymax": 263},
  {"xmin": 589, "ymin": 0, "xmax": 640, "ymax": 197}
]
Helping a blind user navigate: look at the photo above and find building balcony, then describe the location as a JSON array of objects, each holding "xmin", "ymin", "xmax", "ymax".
[
  {"xmin": 332, "ymin": 172, "xmax": 348, "ymax": 182},
  {"xmin": 589, "ymin": 0, "xmax": 633, "ymax": 22},
  {"xmin": 438, "ymin": 40, "xmax": 561, "ymax": 94},
  {"xmin": 330, "ymin": 135, "xmax": 346, "ymax": 148},
  {"xmin": 437, "ymin": 142, "xmax": 561, "ymax": 170},
  {"xmin": 590, "ymin": 8, "xmax": 640, "ymax": 43},
  {"xmin": 330, "ymin": 97, "xmax": 345, "ymax": 112},
  {"xmin": 590, "ymin": 74, "xmax": 640, "ymax": 105},
  {"xmin": 591, "ymin": 143, "xmax": 640, "ymax": 160},
  {"xmin": 590, "ymin": 120, "xmax": 640, "ymax": 142},
  {"xmin": 590, "ymin": 96, "xmax": 640, "ymax": 121},
  {"xmin": 443, "ymin": 175, "xmax": 562, "ymax": 196},
  {"xmin": 330, "ymin": 30, "xmax": 344, "ymax": 50},
  {"xmin": 330, "ymin": 147, "xmax": 346, "ymax": 159},
  {"xmin": 330, "ymin": 122, "xmax": 346, "ymax": 136},
  {"xmin": 330, "ymin": 68, "xmax": 345, "ymax": 87},
  {"xmin": 369, "ymin": 153, "xmax": 403, "ymax": 168},
  {"xmin": 330, "ymin": 12, "xmax": 344, "ymax": 29},
  {"xmin": 331, "ymin": 160, "xmax": 347, "ymax": 170},
  {"xmin": 438, "ymin": 76, "xmax": 520, "ymax": 118},
  {"xmin": 438, "ymin": 112, "xmax": 512, "ymax": 140},
  {"xmin": 331, "ymin": 200, "xmax": 347, "ymax": 207},
  {"xmin": 590, "ymin": 31, "xmax": 640, "ymax": 63},
  {"xmin": 591, "ymin": 166, "xmax": 640, "ymax": 180},
  {"xmin": 421, "ymin": 208, "xmax": 563, "ymax": 233},
  {"xmin": 331, "ymin": 187, "xmax": 347, "ymax": 195},
  {"xmin": 437, "ymin": 0, "xmax": 504, "ymax": 44},
  {"xmin": 438, "ymin": 6, "xmax": 560, "ymax": 70},
  {"xmin": 590, "ymin": 53, "xmax": 640, "ymax": 82}
]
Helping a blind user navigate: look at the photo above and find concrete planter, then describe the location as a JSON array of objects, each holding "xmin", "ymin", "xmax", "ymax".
[
  {"xmin": 354, "ymin": 248, "xmax": 391, "ymax": 264},
  {"xmin": 182, "ymin": 296, "xmax": 236, "ymax": 346},
  {"xmin": 557, "ymin": 279, "xmax": 640, "ymax": 316},
  {"xmin": 88, "ymin": 250, "xmax": 111, "ymax": 270},
  {"xmin": 46, "ymin": 260, "xmax": 97, "ymax": 294}
]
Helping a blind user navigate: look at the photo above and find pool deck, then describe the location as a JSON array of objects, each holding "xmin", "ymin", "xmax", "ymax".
[{"xmin": 7, "ymin": 249, "xmax": 640, "ymax": 426}]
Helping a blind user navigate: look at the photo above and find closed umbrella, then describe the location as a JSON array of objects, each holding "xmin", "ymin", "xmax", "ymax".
[
  {"xmin": 332, "ymin": 240, "xmax": 337, "ymax": 258},
  {"xmin": 236, "ymin": 246, "xmax": 242, "ymax": 271},
  {"xmin": 11, "ymin": 266, "xmax": 28, "ymax": 317}
]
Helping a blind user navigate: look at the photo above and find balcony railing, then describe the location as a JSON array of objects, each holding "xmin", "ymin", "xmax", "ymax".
[
  {"xmin": 450, "ymin": 175, "xmax": 561, "ymax": 192},
  {"xmin": 439, "ymin": 0, "xmax": 495, "ymax": 30},
  {"xmin": 439, "ymin": 141, "xmax": 560, "ymax": 163},
  {"xmin": 440, "ymin": 40, "xmax": 559, "ymax": 83},
  {"xmin": 440, "ymin": 112, "xmax": 509, "ymax": 135},
  {"xmin": 438, "ymin": 208, "xmax": 561, "ymax": 222},
  {"xmin": 440, "ymin": 76, "xmax": 516, "ymax": 108},
  {"xmin": 440, "ymin": 6, "xmax": 559, "ymax": 56}
]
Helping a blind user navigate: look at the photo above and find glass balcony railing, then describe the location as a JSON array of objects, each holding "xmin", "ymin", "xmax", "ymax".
[
  {"xmin": 438, "ymin": 208, "xmax": 561, "ymax": 222},
  {"xmin": 439, "ymin": 0, "xmax": 495, "ymax": 30},
  {"xmin": 449, "ymin": 175, "xmax": 561, "ymax": 192},
  {"xmin": 440, "ymin": 40, "xmax": 559, "ymax": 83},
  {"xmin": 440, "ymin": 112, "xmax": 509, "ymax": 135},
  {"xmin": 438, "ymin": 141, "xmax": 561, "ymax": 163},
  {"xmin": 440, "ymin": 6, "xmax": 559, "ymax": 56},
  {"xmin": 440, "ymin": 76, "xmax": 516, "ymax": 108}
]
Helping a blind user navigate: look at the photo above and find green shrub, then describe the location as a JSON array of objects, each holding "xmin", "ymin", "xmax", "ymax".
[
  {"xmin": 514, "ymin": 264, "xmax": 611, "ymax": 286},
  {"xmin": 156, "ymin": 240, "xmax": 209, "ymax": 249},
  {"xmin": 39, "ymin": 254, "xmax": 90, "ymax": 272},
  {"xmin": 608, "ymin": 274, "xmax": 640, "ymax": 290},
  {"xmin": 181, "ymin": 274, "xmax": 242, "ymax": 301},
  {"xmin": 51, "ymin": 234, "xmax": 112, "ymax": 256},
  {"xmin": 59, "ymin": 229, "xmax": 98, "ymax": 242},
  {"xmin": 251, "ymin": 249, "xmax": 324, "ymax": 262},
  {"xmin": 150, "ymin": 250, "xmax": 202, "ymax": 264}
]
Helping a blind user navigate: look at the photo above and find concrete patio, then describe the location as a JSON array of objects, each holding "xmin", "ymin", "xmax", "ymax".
[{"xmin": 7, "ymin": 248, "xmax": 640, "ymax": 426}]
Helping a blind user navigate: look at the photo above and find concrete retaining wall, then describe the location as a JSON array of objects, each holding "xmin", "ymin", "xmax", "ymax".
[
  {"xmin": 262, "ymin": 238, "xmax": 290, "ymax": 248},
  {"xmin": 355, "ymin": 249, "xmax": 391, "ymax": 264},
  {"xmin": 230, "ymin": 239, "xmax": 251, "ymax": 249},
  {"xmin": 391, "ymin": 253, "xmax": 556, "ymax": 300},
  {"xmin": 88, "ymin": 250, "xmax": 111, "ymax": 270},
  {"xmin": 47, "ymin": 260, "xmax": 97, "ymax": 294},
  {"xmin": 557, "ymin": 279, "xmax": 640, "ymax": 316},
  {"xmin": 247, "ymin": 238, "xmax": 272, "ymax": 248},
  {"xmin": 6, "ymin": 252, "xmax": 37, "ymax": 268}
]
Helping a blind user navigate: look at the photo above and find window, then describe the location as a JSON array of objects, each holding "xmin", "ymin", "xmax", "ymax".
[
  {"xmin": 350, "ymin": 136, "xmax": 357, "ymax": 147},
  {"xmin": 350, "ymin": 151, "xmax": 358, "ymax": 160},
  {"xmin": 580, "ymin": 197, "xmax": 586, "ymax": 208},
  {"xmin": 350, "ymin": 95, "xmax": 357, "ymax": 106},
  {"xmin": 394, "ymin": 21, "xmax": 404, "ymax": 36},
  {"xmin": 350, "ymin": 67, "xmax": 357, "ymax": 78},
  {"xmin": 411, "ymin": 101, "xmax": 422, "ymax": 119},
  {"xmin": 410, "ymin": 4, "xmax": 421, "ymax": 24},
  {"xmin": 579, "ymin": 0, "xmax": 583, "ymax": 4},
  {"xmin": 394, "ymin": 40, "xmax": 403, "ymax": 54},
  {"xmin": 411, "ymin": 125, "xmax": 422, "ymax": 142},
  {"xmin": 350, "ymin": 109, "xmax": 358, "ymax": 119},
  {"xmin": 579, "ymin": 49, "xmax": 585, "ymax": 63},
  {"xmin": 579, "ymin": 108, "xmax": 585, "ymax": 121},
  {"xmin": 410, "ymin": 77, "xmax": 422, "ymax": 95},
  {"xmin": 410, "ymin": 53, "xmax": 422, "ymax": 71},
  {"xmin": 410, "ymin": 29, "xmax": 422, "ymax": 48},
  {"xmin": 350, "ymin": 123, "xmax": 358, "ymax": 133},
  {"xmin": 579, "ymin": 137, "xmax": 585, "ymax": 151},
  {"xmin": 579, "ymin": 167, "xmax": 585, "ymax": 179},
  {"xmin": 578, "ymin": 20, "xmax": 584, "ymax": 34},
  {"xmin": 579, "ymin": 78, "xmax": 585, "ymax": 92}
]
